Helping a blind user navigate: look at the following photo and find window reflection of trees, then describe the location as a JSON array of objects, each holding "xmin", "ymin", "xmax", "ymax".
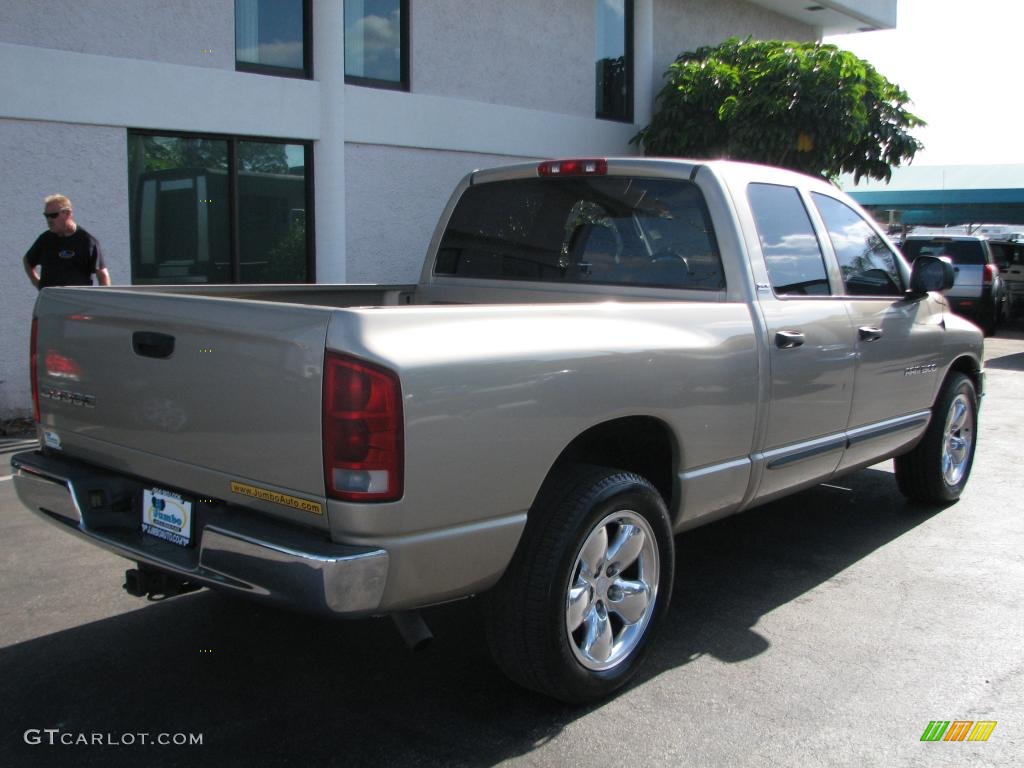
[{"xmin": 813, "ymin": 194, "xmax": 902, "ymax": 296}]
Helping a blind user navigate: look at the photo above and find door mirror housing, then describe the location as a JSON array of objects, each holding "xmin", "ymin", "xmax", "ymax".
[{"xmin": 908, "ymin": 255, "xmax": 955, "ymax": 297}]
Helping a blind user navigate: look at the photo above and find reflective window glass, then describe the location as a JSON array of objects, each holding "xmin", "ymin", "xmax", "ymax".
[
  {"xmin": 345, "ymin": 0, "xmax": 408, "ymax": 89},
  {"xmin": 436, "ymin": 176, "xmax": 723, "ymax": 291},
  {"xmin": 812, "ymin": 193, "xmax": 905, "ymax": 296},
  {"xmin": 128, "ymin": 133, "xmax": 312, "ymax": 285},
  {"xmin": 236, "ymin": 0, "xmax": 308, "ymax": 75},
  {"xmin": 239, "ymin": 142, "xmax": 309, "ymax": 283},
  {"xmin": 747, "ymin": 183, "xmax": 831, "ymax": 296},
  {"xmin": 596, "ymin": 0, "xmax": 633, "ymax": 121},
  {"xmin": 128, "ymin": 135, "xmax": 231, "ymax": 284}
]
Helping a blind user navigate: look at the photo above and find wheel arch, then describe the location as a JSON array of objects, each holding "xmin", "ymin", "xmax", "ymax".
[
  {"xmin": 539, "ymin": 416, "xmax": 678, "ymax": 514},
  {"xmin": 947, "ymin": 354, "xmax": 984, "ymax": 400}
]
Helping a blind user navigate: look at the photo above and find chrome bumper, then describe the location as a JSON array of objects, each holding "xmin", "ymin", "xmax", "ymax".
[{"xmin": 11, "ymin": 451, "xmax": 388, "ymax": 616}]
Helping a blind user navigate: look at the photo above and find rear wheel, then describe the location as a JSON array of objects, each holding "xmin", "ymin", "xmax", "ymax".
[
  {"xmin": 485, "ymin": 464, "xmax": 674, "ymax": 703},
  {"xmin": 895, "ymin": 372, "xmax": 978, "ymax": 504}
]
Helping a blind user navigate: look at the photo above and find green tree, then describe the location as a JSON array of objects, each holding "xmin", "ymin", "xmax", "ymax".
[{"xmin": 633, "ymin": 37, "xmax": 924, "ymax": 182}]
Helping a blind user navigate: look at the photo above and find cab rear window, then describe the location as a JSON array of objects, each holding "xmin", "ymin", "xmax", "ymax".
[{"xmin": 435, "ymin": 177, "xmax": 724, "ymax": 291}]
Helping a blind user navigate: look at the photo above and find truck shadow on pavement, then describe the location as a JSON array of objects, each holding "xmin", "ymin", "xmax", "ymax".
[
  {"xmin": 985, "ymin": 351, "xmax": 1024, "ymax": 371},
  {"xmin": 0, "ymin": 467, "xmax": 943, "ymax": 768}
]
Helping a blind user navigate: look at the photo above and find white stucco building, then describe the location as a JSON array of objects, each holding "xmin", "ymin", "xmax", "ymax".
[{"xmin": 0, "ymin": 0, "xmax": 896, "ymax": 418}]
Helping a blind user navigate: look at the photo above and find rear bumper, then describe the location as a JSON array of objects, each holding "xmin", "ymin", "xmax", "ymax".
[
  {"xmin": 947, "ymin": 292, "xmax": 988, "ymax": 318},
  {"xmin": 11, "ymin": 450, "xmax": 388, "ymax": 617}
]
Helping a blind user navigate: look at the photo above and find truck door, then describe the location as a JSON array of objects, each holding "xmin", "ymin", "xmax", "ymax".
[
  {"xmin": 809, "ymin": 192, "xmax": 945, "ymax": 470},
  {"xmin": 746, "ymin": 183, "xmax": 856, "ymax": 501}
]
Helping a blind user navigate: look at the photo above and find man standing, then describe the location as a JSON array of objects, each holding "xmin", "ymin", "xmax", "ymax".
[{"xmin": 23, "ymin": 194, "xmax": 111, "ymax": 289}]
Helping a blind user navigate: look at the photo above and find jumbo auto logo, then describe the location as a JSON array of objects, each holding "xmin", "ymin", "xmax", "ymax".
[
  {"xmin": 151, "ymin": 497, "xmax": 186, "ymax": 532},
  {"xmin": 920, "ymin": 720, "xmax": 997, "ymax": 742}
]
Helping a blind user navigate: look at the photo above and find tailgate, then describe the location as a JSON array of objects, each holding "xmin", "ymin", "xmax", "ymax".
[
  {"xmin": 951, "ymin": 263, "xmax": 984, "ymax": 295},
  {"xmin": 34, "ymin": 288, "xmax": 330, "ymax": 527}
]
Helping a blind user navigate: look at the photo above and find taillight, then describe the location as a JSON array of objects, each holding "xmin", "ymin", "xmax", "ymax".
[
  {"xmin": 983, "ymin": 263, "xmax": 997, "ymax": 285},
  {"xmin": 537, "ymin": 159, "xmax": 608, "ymax": 177},
  {"xmin": 44, "ymin": 349, "xmax": 82, "ymax": 380},
  {"xmin": 323, "ymin": 352, "xmax": 403, "ymax": 502},
  {"xmin": 30, "ymin": 318, "xmax": 39, "ymax": 422}
]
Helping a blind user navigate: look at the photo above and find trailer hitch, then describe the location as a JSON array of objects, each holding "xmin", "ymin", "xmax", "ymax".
[{"xmin": 123, "ymin": 565, "xmax": 201, "ymax": 600}]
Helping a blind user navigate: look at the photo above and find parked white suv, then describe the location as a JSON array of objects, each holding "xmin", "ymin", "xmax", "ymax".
[{"xmin": 902, "ymin": 234, "xmax": 1008, "ymax": 335}]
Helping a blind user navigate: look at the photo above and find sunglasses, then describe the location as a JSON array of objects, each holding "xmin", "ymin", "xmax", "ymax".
[{"xmin": 43, "ymin": 210, "xmax": 69, "ymax": 219}]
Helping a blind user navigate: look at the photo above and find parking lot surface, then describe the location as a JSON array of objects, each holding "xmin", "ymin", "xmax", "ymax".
[{"xmin": 1, "ymin": 328, "xmax": 1022, "ymax": 767}]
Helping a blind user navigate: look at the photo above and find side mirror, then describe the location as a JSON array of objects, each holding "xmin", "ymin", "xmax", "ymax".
[{"xmin": 908, "ymin": 255, "xmax": 955, "ymax": 297}]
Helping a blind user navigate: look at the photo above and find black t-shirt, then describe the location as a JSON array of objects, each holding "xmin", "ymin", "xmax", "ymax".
[{"xmin": 25, "ymin": 227, "xmax": 105, "ymax": 288}]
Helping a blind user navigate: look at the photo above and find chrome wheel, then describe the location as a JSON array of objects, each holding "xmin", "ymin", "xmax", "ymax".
[
  {"xmin": 486, "ymin": 465, "xmax": 673, "ymax": 702},
  {"xmin": 565, "ymin": 510, "xmax": 660, "ymax": 671},
  {"xmin": 942, "ymin": 393, "xmax": 974, "ymax": 487}
]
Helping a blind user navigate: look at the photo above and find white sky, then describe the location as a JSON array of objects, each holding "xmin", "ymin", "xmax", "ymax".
[{"xmin": 824, "ymin": 0, "xmax": 1024, "ymax": 166}]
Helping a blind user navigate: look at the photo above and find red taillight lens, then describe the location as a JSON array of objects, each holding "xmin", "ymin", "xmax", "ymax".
[
  {"xmin": 30, "ymin": 318, "xmax": 39, "ymax": 423},
  {"xmin": 44, "ymin": 349, "xmax": 82, "ymax": 380},
  {"xmin": 537, "ymin": 159, "xmax": 608, "ymax": 177},
  {"xmin": 983, "ymin": 263, "xmax": 997, "ymax": 285},
  {"xmin": 323, "ymin": 352, "xmax": 403, "ymax": 502}
]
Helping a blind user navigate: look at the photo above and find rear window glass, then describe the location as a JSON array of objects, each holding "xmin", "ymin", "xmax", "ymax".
[
  {"xmin": 902, "ymin": 239, "xmax": 985, "ymax": 265},
  {"xmin": 435, "ymin": 176, "xmax": 724, "ymax": 291}
]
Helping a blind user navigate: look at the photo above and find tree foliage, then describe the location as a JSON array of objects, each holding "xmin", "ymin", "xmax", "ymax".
[
  {"xmin": 633, "ymin": 37, "xmax": 925, "ymax": 182},
  {"xmin": 130, "ymin": 135, "xmax": 290, "ymax": 175}
]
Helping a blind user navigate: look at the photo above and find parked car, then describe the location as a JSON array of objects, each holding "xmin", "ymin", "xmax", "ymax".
[
  {"xmin": 988, "ymin": 238, "xmax": 1024, "ymax": 318},
  {"xmin": 901, "ymin": 234, "xmax": 1008, "ymax": 335}
]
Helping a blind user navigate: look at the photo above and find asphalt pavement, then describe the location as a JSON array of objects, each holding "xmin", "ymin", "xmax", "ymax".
[{"xmin": 1, "ymin": 328, "xmax": 1022, "ymax": 767}]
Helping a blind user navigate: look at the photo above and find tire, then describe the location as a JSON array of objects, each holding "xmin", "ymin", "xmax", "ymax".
[
  {"xmin": 485, "ymin": 464, "xmax": 674, "ymax": 703},
  {"xmin": 981, "ymin": 305, "xmax": 997, "ymax": 337},
  {"xmin": 894, "ymin": 372, "xmax": 978, "ymax": 504}
]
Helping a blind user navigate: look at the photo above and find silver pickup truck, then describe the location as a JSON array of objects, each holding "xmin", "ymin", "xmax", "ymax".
[{"xmin": 13, "ymin": 158, "xmax": 983, "ymax": 702}]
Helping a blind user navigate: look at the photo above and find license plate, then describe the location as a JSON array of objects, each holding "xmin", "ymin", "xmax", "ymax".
[{"xmin": 141, "ymin": 487, "xmax": 193, "ymax": 547}]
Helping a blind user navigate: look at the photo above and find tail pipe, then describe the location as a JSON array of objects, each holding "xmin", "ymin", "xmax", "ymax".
[{"xmin": 391, "ymin": 610, "xmax": 433, "ymax": 650}]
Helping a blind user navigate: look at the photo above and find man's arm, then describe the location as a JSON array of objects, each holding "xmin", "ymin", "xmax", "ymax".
[
  {"xmin": 96, "ymin": 267, "xmax": 111, "ymax": 286},
  {"xmin": 23, "ymin": 255, "xmax": 40, "ymax": 289}
]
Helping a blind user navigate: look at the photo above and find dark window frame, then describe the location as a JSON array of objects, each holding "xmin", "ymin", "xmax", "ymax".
[
  {"xmin": 595, "ymin": 0, "xmax": 635, "ymax": 123},
  {"xmin": 344, "ymin": 0, "xmax": 410, "ymax": 91},
  {"xmin": 127, "ymin": 128, "xmax": 316, "ymax": 285},
  {"xmin": 235, "ymin": 0, "xmax": 313, "ymax": 80}
]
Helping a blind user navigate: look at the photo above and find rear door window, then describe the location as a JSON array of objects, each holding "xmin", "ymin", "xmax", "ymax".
[
  {"xmin": 747, "ymin": 183, "xmax": 831, "ymax": 296},
  {"xmin": 435, "ymin": 177, "xmax": 724, "ymax": 290}
]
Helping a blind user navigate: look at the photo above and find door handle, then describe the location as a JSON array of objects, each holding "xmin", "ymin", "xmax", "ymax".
[
  {"xmin": 858, "ymin": 326, "xmax": 884, "ymax": 342},
  {"xmin": 775, "ymin": 330, "xmax": 805, "ymax": 349}
]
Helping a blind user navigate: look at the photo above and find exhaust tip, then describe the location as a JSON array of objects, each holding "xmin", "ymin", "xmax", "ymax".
[{"xmin": 391, "ymin": 610, "xmax": 433, "ymax": 651}]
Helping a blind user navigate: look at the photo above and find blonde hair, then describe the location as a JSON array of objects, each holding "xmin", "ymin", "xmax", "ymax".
[{"xmin": 44, "ymin": 194, "xmax": 72, "ymax": 210}]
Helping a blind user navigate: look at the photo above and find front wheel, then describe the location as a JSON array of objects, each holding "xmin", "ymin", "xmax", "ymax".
[
  {"xmin": 895, "ymin": 372, "xmax": 978, "ymax": 504},
  {"xmin": 485, "ymin": 464, "xmax": 674, "ymax": 703}
]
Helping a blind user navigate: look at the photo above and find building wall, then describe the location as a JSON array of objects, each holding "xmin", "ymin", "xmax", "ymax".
[
  {"xmin": 411, "ymin": 0, "xmax": 593, "ymax": 116},
  {"xmin": 0, "ymin": 0, "xmax": 235, "ymax": 70},
  {"xmin": 0, "ymin": 0, "xmax": 831, "ymax": 419},
  {"xmin": 345, "ymin": 145, "xmax": 530, "ymax": 284},
  {"xmin": 653, "ymin": 0, "xmax": 814, "ymax": 80},
  {"xmin": 0, "ymin": 120, "xmax": 129, "ymax": 419}
]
